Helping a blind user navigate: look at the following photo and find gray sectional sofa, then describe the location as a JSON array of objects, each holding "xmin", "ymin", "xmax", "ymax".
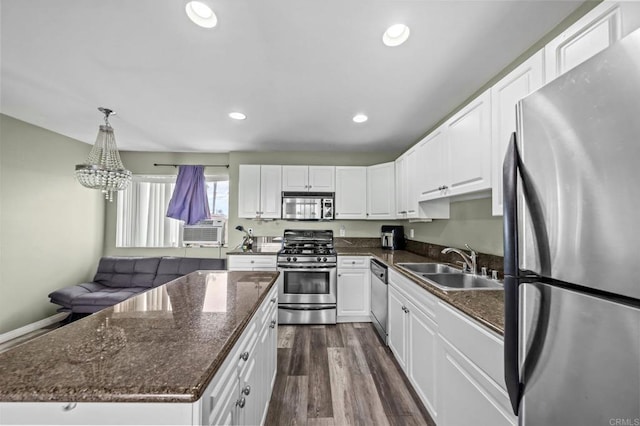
[{"xmin": 49, "ymin": 256, "xmax": 226, "ymax": 315}]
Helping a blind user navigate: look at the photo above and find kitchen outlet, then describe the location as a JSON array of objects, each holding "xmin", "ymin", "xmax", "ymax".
[
  {"xmin": 339, "ymin": 225, "xmax": 346, "ymax": 237},
  {"xmin": 248, "ymin": 228, "xmax": 254, "ymax": 235},
  {"xmin": 410, "ymin": 229, "xmax": 415, "ymax": 238}
]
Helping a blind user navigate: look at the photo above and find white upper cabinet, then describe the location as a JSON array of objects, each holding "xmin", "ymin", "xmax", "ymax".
[
  {"xmin": 238, "ymin": 165, "xmax": 282, "ymax": 219},
  {"xmin": 416, "ymin": 125, "xmax": 449, "ymax": 202},
  {"xmin": 367, "ymin": 162, "xmax": 396, "ymax": 220},
  {"xmin": 395, "ymin": 156, "xmax": 407, "ymax": 219},
  {"xmin": 545, "ymin": 1, "xmax": 623, "ymax": 81},
  {"xmin": 335, "ymin": 166, "xmax": 367, "ymax": 220},
  {"xmin": 281, "ymin": 165, "xmax": 308, "ymax": 192},
  {"xmin": 282, "ymin": 165, "xmax": 335, "ymax": 192},
  {"xmin": 490, "ymin": 50, "xmax": 545, "ymax": 216},
  {"xmin": 308, "ymin": 166, "xmax": 336, "ymax": 192},
  {"xmin": 446, "ymin": 89, "xmax": 492, "ymax": 197},
  {"xmin": 404, "ymin": 148, "xmax": 419, "ymax": 219}
]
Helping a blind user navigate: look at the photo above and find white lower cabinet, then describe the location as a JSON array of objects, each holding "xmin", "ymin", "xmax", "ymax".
[
  {"xmin": 0, "ymin": 285, "xmax": 279, "ymax": 426},
  {"xmin": 436, "ymin": 301, "xmax": 515, "ymax": 426},
  {"xmin": 227, "ymin": 255, "xmax": 277, "ymax": 271},
  {"xmin": 388, "ymin": 271, "xmax": 438, "ymax": 421},
  {"xmin": 204, "ymin": 284, "xmax": 278, "ymax": 426},
  {"xmin": 387, "ymin": 268, "xmax": 516, "ymax": 426},
  {"xmin": 337, "ymin": 256, "xmax": 371, "ymax": 322}
]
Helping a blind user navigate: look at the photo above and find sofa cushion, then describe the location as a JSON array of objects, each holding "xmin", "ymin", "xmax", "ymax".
[
  {"xmin": 153, "ymin": 257, "xmax": 227, "ymax": 286},
  {"xmin": 71, "ymin": 287, "xmax": 149, "ymax": 313},
  {"xmin": 93, "ymin": 257, "xmax": 162, "ymax": 288},
  {"xmin": 48, "ymin": 282, "xmax": 108, "ymax": 309}
]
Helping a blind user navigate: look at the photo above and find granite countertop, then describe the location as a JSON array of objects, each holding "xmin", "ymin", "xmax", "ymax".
[
  {"xmin": 335, "ymin": 247, "xmax": 504, "ymax": 335},
  {"xmin": 0, "ymin": 271, "xmax": 279, "ymax": 403}
]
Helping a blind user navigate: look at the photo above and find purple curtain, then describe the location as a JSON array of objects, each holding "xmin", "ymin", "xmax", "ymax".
[{"xmin": 166, "ymin": 165, "xmax": 211, "ymax": 225}]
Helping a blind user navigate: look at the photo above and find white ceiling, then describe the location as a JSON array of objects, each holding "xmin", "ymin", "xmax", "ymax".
[{"xmin": 1, "ymin": 0, "xmax": 583, "ymax": 153}]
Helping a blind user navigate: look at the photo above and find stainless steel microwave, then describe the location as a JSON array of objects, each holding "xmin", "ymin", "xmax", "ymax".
[{"xmin": 281, "ymin": 192, "xmax": 334, "ymax": 220}]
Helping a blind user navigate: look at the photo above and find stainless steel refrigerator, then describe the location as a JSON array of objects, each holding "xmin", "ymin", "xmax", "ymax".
[{"xmin": 503, "ymin": 27, "xmax": 640, "ymax": 425}]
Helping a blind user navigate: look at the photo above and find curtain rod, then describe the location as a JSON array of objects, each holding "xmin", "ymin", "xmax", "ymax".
[{"xmin": 153, "ymin": 163, "xmax": 229, "ymax": 168}]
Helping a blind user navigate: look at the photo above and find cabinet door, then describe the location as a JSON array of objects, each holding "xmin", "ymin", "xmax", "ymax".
[
  {"xmin": 335, "ymin": 166, "xmax": 367, "ymax": 219},
  {"xmin": 407, "ymin": 300, "xmax": 438, "ymax": 420},
  {"xmin": 417, "ymin": 125, "xmax": 449, "ymax": 201},
  {"xmin": 395, "ymin": 156, "xmax": 407, "ymax": 218},
  {"xmin": 388, "ymin": 285, "xmax": 408, "ymax": 372},
  {"xmin": 308, "ymin": 166, "xmax": 335, "ymax": 192},
  {"xmin": 438, "ymin": 339, "xmax": 516, "ymax": 426},
  {"xmin": 282, "ymin": 165, "xmax": 309, "ymax": 191},
  {"xmin": 259, "ymin": 165, "xmax": 282, "ymax": 219},
  {"xmin": 545, "ymin": 2, "xmax": 622, "ymax": 81},
  {"xmin": 447, "ymin": 89, "xmax": 492, "ymax": 196},
  {"xmin": 238, "ymin": 165, "xmax": 261, "ymax": 219},
  {"xmin": 490, "ymin": 51, "xmax": 544, "ymax": 216},
  {"xmin": 238, "ymin": 345, "xmax": 260, "ymax": 426},
  {"xmin": 404, "ymin": 148, "xmax": 419, "ymax": 218},
  {"xmin": 337, "ymin": 269, "xmax": 370, "ymax": 318},
  {"xmin": 367, "ymin": 162, "xmax": 395, "ymax": 220}
]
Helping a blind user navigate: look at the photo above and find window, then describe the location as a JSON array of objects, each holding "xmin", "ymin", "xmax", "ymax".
[{"xmin": 116, "ymin": 175, "xmax": 228, "ymax": 248}]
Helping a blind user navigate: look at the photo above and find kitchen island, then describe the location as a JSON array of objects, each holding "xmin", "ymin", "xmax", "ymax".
[{"xmin": 0, "ymin": 270, "xmax": 280, "ymax": 425}]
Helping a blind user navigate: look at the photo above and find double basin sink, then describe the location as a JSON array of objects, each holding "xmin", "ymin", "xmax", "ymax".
[{"xmin": 397, "ymin": 263, "xmax": 503, "ymax": 291}]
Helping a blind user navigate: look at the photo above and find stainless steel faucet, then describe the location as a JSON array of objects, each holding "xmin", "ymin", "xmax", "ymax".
[{"xmin": 441, "ymin": 244, "xmax": 477, "ymax": 274}]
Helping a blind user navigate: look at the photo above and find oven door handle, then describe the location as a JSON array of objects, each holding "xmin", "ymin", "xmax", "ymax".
[
  {"xmin": 277, "ymin": 266, "xmax": 336, "ymax": 271},
  {"xmin": 278, "ymin": 304, "xmax": 336, "ymax": 311}
]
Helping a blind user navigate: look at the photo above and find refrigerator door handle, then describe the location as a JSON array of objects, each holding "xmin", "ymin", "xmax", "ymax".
[{"xmin": 503, "ymin": 132, "xmax": 522, "ymax": 416}]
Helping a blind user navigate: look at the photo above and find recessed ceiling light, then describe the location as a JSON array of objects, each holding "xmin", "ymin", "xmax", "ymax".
[
  {"xmin": 353, "ymin": 114, "xmax": 368, "ymax": 123},
  {"xmin": 185, "ymin": 1, "xmax": 217, "ymax": 28},
  {"xmin": 229, "ymin": 112, "xmax": 246, "ymax": 120},
  {"xmin": 383, "ymin": 24, "xmax": 410, "ymax": 47}
]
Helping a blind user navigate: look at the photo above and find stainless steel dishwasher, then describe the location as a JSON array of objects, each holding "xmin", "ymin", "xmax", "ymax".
[{"xmin": 370, "ymin": 258, "xmax": 388, "ymax": 344}]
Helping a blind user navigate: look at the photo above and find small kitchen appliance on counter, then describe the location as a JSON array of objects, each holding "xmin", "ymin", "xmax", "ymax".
[{"xmin": 381, "ymin": 225, "xmax": 405, "ymax": 250}]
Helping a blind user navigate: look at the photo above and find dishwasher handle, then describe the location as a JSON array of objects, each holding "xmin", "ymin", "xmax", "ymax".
[{"xmin": 370, "ymin": 259, "xmax": 388, "ymax": 284}]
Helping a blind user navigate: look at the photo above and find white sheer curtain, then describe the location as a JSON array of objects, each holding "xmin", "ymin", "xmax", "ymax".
[{"xmin": 116, "ymin": 176, "xmax": 181, "ymax": 247}]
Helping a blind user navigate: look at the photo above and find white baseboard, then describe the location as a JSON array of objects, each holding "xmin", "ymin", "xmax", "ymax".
[
  {"xmin": 0, "ymin": 312, "xmax": 69, "ymax": 344},
  {"xmin": 337, "ymin": 316, "xmax": 372, "ymax": 323}
]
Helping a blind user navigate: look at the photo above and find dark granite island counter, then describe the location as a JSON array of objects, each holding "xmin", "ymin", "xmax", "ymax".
[{"xmin": 0, "ymin": 270, "xmax": 280, "ymax": 425}]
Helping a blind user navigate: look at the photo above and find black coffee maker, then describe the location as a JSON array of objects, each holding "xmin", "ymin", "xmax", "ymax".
[{"xmin": 381, "ymin": 225, "xmax": 405, "ymax": 250}]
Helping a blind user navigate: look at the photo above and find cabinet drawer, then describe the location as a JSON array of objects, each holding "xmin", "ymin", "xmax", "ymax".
[
  {"xmin": 228, "ymin": 255, "xmax": 277, "ymax": 270},
  {"xmin": 437, "ymin": 301, "xmax": 505, "ymax": 390},
  {"xmin": 338, "ymin": 256, "xmax": 369, "ymax": 269}
]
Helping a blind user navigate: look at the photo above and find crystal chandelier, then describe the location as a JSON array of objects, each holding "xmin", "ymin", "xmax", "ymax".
[{"xmin": 75, "ymin": 107, "xmax": 132, "ymax": 202}]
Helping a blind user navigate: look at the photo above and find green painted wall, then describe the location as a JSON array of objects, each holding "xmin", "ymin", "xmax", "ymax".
[
  {"xmin": 0, "ymin": 115, "xmax": 104, "ymax": 333},
  {"xmin": 409, "ymin": 198, "xmax": 503, "ymax": 256}
]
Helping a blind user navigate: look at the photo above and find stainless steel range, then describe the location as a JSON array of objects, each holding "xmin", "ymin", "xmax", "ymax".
[{"xmin": 277, "ymin": 229, "xmax": 337, "ymax": 324}]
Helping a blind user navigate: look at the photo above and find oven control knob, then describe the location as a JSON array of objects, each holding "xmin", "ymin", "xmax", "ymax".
[
  {"xmin": 293, "ymin": 257, "xmax": 297, "ymax": 262},
  {"xmin": 323, "ymin": 257, "xmax": 327, "ymax": 262},
  {"xmin": 317, "ymin": 257, "xmax": 321, "ymax": 261},
  {"xmin": 286, "ymin": 257, "xmax": 291, "ymax": 262}
]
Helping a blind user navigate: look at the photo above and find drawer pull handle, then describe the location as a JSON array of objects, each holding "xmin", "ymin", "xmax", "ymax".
[
  {"xmin": 270, "ymin": 297, "xmax": 277, "ymax": 303},
  {"xmin": 62, "ymin": 403, "xmax": 77, "ymax": 412},
  {"xmin": 240, "ymin": 351, "xmax": 249, "ymax": 361},
  {"xmin": 270, "ymin": 320, "xmax": 277, "ymax": 329},
  {"xmin": 242, "ymin": 385, "xmax": 251, "ymax": 395},
  {"xmin": 236, "ymin": 397, "xmax": 246, "ymax": 408}
]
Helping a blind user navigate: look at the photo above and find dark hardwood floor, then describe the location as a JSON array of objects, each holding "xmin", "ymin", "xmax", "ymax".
[{"xmin": 265, "ymin": 323, "xmax": 435, "ymax": 426}]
